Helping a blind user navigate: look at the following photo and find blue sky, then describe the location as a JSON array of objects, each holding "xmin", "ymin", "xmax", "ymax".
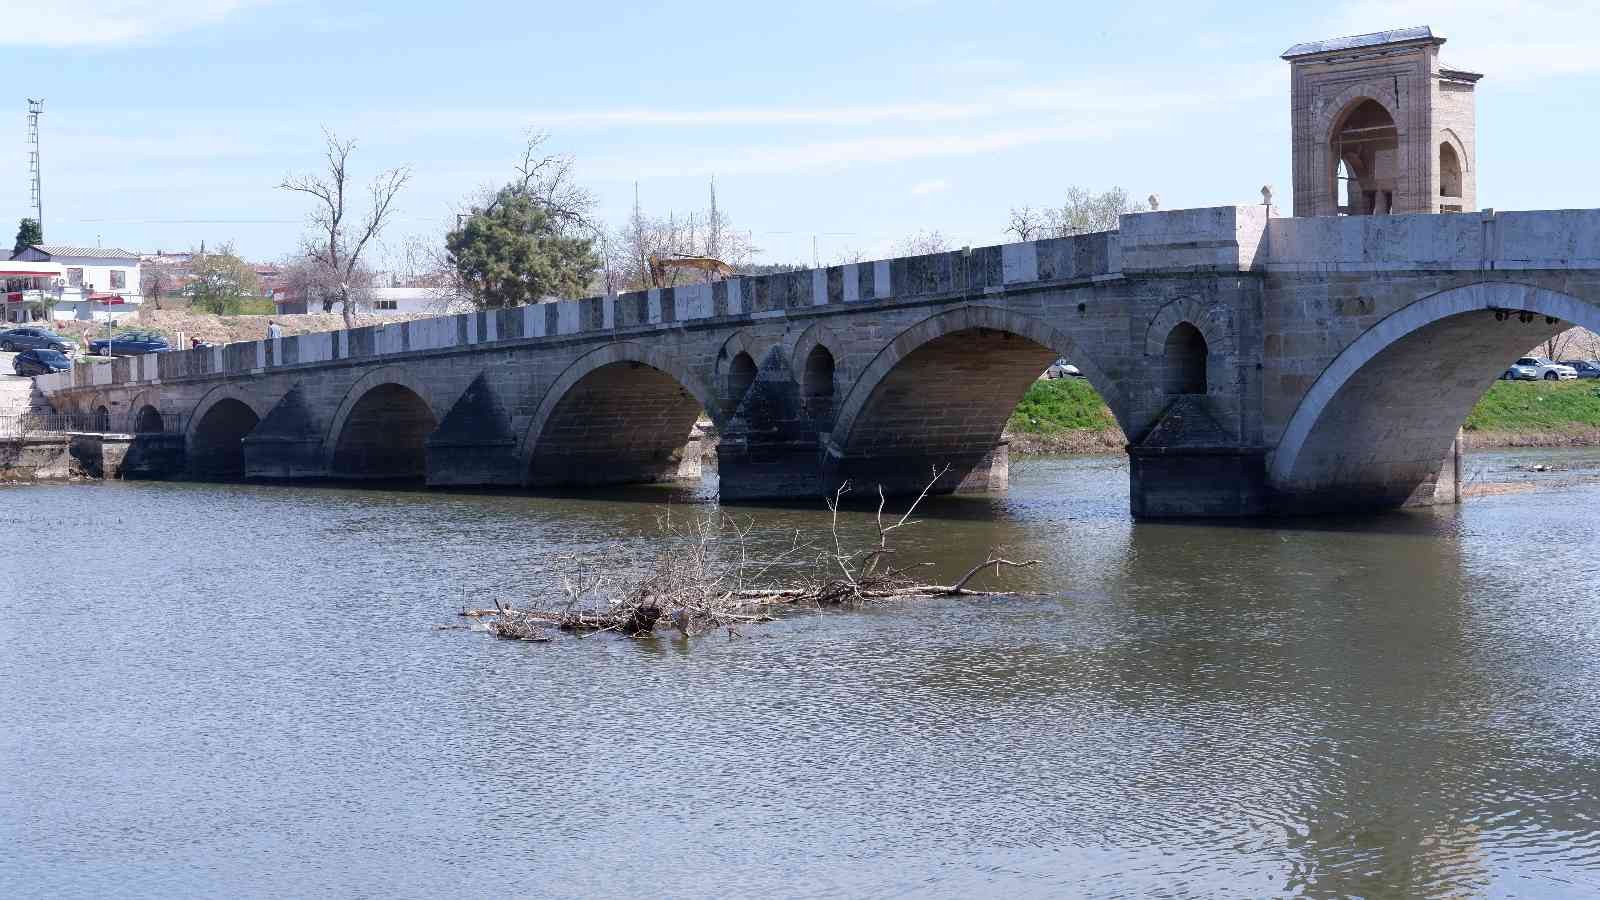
[{"xmin": 0, "ymin": 0, "xmax": 1595, "ymax": 267}]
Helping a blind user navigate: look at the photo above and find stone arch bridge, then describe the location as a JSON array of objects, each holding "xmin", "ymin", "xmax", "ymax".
[{"xmin": 37, "ymin": 205, "xmax": 1600, "ymax": 517}]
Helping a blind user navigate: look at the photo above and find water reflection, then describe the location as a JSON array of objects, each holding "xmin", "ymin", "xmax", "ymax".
[{"xmin": 1, "ymin": 452, "xmax": 1598, "ymax": 897}]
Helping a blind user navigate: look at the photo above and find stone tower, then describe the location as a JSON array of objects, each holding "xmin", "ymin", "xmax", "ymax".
[{"xmin": 1283, "ymin": 26, "xmax": 1482, "ymax": 217}]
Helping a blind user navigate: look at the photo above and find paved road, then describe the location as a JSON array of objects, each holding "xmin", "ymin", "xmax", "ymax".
[{"xmin": 0, "ymin": 351, "xmax": 46, "ymax": 416}]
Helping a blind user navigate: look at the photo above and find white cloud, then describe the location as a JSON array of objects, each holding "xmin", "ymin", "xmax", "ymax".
[
  {"xmin": 910, "ymin": 178, "xmax": 949, "ymax": 196},
  {"xmin": 403, "ymin": 64, "xmax": 1279, "ymax": 136},
  {"xmin": 605, "ymin": 119, "xmax": 1151, "ymax": 179},
  {"xmin": 0, "ymin": 1, "xmax": 264, "ymax": 46}
]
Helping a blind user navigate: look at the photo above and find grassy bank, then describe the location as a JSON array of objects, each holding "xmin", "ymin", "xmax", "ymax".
[
  {"xmin": 1462, "ymin": 380, "xmax": 1600, "ymax": 447},
  {"xmin": 1004, "ymin": 378, "xmax": 1126, "ymax": 453},
  {"xmin": 1004, "ymin": 377, "xmax": 1600, "ymax": 454}
]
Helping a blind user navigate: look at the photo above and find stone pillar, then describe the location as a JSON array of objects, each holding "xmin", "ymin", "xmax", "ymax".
[
  {"xmin": 952, "ymin": 441, "xmax": 1009, "ymax": 494},
  {"xmin": 1129, "ymin": 447, "xmax": 1269, "ymax": 518},
  {"xmin": 717, "ymin": 349, "xmax": 825, "ymax": 502}
]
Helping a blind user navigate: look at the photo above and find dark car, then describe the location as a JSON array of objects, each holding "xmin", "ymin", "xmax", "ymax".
[
  {"xmin": 12, "ymin": 348, "xmax": 72, "ymax": 376},
  {"xmin": 0, "ymin": 327, "xmax": 77, "ymax": 354},
  {"xmin": 1565, "ymin": 359, "xmax": 1600, "ymax": 379},
  {"xmin": 88, "ymin": 331, "xmax": 170, "ymax": 357}
]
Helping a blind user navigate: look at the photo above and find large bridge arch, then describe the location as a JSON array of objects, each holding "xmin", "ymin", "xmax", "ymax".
[
  {"xmin": 323, "ymin": 367, "xmax": 447, "ymax": 481},
  {"xmin": 521, "ymin": 342, "xmax": 723, "ymax": 488},
  {"xmin": 186, "ymin": 384, "xmax": 272, "ymax": 480},
  {"xmin": 826, "ymin": 304, "xmax": 1127, "ymax": 494},
  {"xmin": 1269, "ymin": 282, "xmax": 1594, "ymax": 510}
]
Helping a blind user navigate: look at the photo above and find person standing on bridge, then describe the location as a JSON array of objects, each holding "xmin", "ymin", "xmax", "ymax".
[{"xmin": 267, "ymin": 320, "xmax": 283, "ymax": 340}]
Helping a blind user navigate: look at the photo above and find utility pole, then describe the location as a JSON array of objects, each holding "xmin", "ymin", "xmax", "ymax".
[{"xmin": 26, "ymin": 98, "xmax": 43, "ymax": 240}]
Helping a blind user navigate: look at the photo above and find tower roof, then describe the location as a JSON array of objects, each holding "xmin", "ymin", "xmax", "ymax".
[{"xmin": 1282, "ymin": 26, "xmax": 1441, "ymax": 60}]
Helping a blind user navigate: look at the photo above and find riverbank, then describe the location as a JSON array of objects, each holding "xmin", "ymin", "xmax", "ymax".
[
  {"xmin": 1003, "ymin": 377, "xmax": 1600, "ymax": 453},
  {"xmin": 1004, "ymin": 377, "xmax": 1127, "ymax": 453}
]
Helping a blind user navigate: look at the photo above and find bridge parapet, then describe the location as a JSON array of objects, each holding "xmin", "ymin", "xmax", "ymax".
[
  {"xmin": 1262, "ymin": 209, "xmax": 1600, "ymax": 271},
  {"xmin": 34, "ymin": 223, "xmax": 1148, "ymax": 397}
]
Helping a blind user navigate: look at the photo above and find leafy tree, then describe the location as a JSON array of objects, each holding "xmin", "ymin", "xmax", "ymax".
[
  {"xmin": 188, "ymin": 243, "xmax": 260, "ymax": 314},
  {"xmin": 447, "ymin": 187, "xmax": 599, "ymax": 309},
  {"xmin": 13, "ymin": 217, "xmax": 42, "ymax": 256}
]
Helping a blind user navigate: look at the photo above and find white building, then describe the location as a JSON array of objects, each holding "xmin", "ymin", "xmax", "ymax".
[{"xmin": 11, "ymin": 244, "xmax": 143, "ymax": 322}]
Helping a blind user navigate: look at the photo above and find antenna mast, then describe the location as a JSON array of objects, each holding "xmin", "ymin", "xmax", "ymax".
[{"xmin": 26, "ymin": 98, "xmax": 43, "ymax": 240}]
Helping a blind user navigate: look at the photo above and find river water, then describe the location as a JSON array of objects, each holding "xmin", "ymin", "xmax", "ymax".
[{"xmin": 4, "ymin": 449, "xmax": 1600, "ymax": 898}]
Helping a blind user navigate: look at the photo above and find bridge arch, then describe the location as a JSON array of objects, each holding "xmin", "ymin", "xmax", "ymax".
[
  {"xmin": 126, "ymin": 389, "xmax": 164, "ymax": 433},
  {"xmin": 321, "ymin": 366, "xmax": 448, "ymax": 480},
  {"xmin": 1144, "ymin": 297, "xmax": 1236, "ymax": 399},
  {"xmin": 827, "ymin": 304, "xmax": 1126, "ymax": 494},
  {"xmin": 790, "ymin": 322, "xmax": 845, "ymax": 426},
  {"xmin": 715, "ymin": 329, "xmax": 765, "ymax": 415},
  {"xmin": 521, "ymin": 342, "xmax": 722, "ymax": 488},
  {"xmin": 1269, "ymin": 281, "xmax": 1596, "ymax": 509},
  {"xmin": 186, "ymin": 384, "xmax": 271, "ymax": 480}
]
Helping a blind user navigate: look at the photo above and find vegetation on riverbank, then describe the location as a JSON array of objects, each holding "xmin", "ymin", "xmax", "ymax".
[
  {"xmin": 1004, "ymin": 377, "xmax": 1600, "ymax": 453},
  {"xmin": 1004, "ymin": 378, "xmax": 1126, "ymax": 453}
]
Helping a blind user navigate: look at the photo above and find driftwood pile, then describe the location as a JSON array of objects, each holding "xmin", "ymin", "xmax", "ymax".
[{"xmin": 461, "ymin": 467, "xmax": 1038, "ymax": 642}]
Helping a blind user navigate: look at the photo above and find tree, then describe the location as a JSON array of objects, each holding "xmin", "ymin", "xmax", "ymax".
[
  {"xmin": 280, "ymin": 129, "xmax": 410, "ymax": 328},
  {"xmin": 894, "ymin": 229, "xmax": 952, "ymax": 257},
  {"xmin": 1541, "ymin": 326, "xmax": 1589, "ymax": 362},
  {"xmin": 613, "ymin": 180, "xmax": 760, "ymax": 290},
  {"xmin": 141, "ymin": 267, "xmax": 168, "ymax": 310},
  {"xmin": 279, "ymin": 243, "xmax": 374, "ymax": 314},
  {"xmin": 447, "ymin": 189, "xmax": 599, "ymax": 309},
  {"xmin": 13, "ymin": 218, "xmax": 42, "ymax": 256},
  {"xmin": 188, "ymin": 243, "xmax": 260, "ymax": 315},
  {"xmin": 1006, "ymin": 187, "xmax": 1149, "ymax": 241}
]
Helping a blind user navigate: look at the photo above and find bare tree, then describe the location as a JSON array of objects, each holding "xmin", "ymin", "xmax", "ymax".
[
  {"xmin": 280, "ymin": 129, "xmax": 411, "ymax": 327},
  {"xmin": 1006, "ymin": 186, "xmax": 1148, "ymax": 240},
  {"xmin": 613, "ymin": 180, "xmax": 760, "ymax": 290},
  {"xmin": 281, "ymin": 244, "xmax": 376, "ymax": 315},
  {"xmin": 140, "ymin": 267, "xmax": 167, "ymax": 310},
  {"xmin": 1542, "ymin": 326, "xmax": 1589, "ymax": 362},
  {"xmin": 894, "ymin": 229, "xmax": 952, "ymax": 257}
]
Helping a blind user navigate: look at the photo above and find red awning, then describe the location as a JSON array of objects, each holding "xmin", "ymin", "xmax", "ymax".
[
  {"xmin": 88, "ymin": 293, "xmax": 127, "ymax": 304},
  {"xmin": 0, "ymin": 269, "xmax": 56, "ymax": 277}
]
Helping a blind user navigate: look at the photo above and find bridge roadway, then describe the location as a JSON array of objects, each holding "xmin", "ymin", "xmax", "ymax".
[{"xmin": 37, "ymin": 204, "xmax": 1600, "ymax": 516}]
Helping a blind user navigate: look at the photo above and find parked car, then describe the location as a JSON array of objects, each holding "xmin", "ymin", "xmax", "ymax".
[
  {"xmin": 88, "ymin": 331, "xmax": 170, "ymax": 357},
  {"xmin": 12, "ymin": 348, "xmax": 72, "ymax": 376},
  {"xmin": 0, "ymin": 327, "xmax": 77, "ymax": 355},
  {"xmin": 1045, "ymin": 358, "xmax": 1082, "ymax": 379},
  {"xmin": 1507, "ymin": 356, "xmax": 1577, "ymax": 381},
  {"xmin": 1564, "ymin": 359, "xmax": 1600, "ymax": 379}
]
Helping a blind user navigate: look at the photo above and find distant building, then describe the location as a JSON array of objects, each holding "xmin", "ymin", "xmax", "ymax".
[
  {"xmin": 272, "ymin": 284, "xmax": 457, "ymax": 317},
  {"xmin": 11, "ymin": 244, "xmax": 144, "ymax": 321}
]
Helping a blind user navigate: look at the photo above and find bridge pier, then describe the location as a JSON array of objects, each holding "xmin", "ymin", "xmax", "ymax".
[{"xmin": 716, "ymin": 348, "xmax": 824, "ymax": 501}]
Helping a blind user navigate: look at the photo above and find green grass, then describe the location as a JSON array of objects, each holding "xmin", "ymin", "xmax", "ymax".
[
  {"xmin": 1007, "ymin": 378, "xmax": 1119, "ymax": 434},
  {"xmin": 1463, "ymin": 380, "xmax": 1600, "ymax": 432},
  {"xmin": 234, "ymin": 297, "xmax": 277, "ymax": 315},
  {"xmin": 1007, "ymin": 377, "xmax": 1600, "ymax": 440}
]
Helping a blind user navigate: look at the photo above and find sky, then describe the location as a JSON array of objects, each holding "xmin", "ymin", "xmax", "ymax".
[{"xmin": 0, "ymin": 0, "xmax": 1597, "ymax": 268}]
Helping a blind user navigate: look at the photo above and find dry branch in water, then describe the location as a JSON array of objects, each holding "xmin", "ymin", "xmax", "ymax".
[{"xmin": 463, "ymin": 467, "xmax": 1039, "ymax": 643}]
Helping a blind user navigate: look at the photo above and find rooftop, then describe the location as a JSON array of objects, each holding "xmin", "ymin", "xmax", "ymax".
[
  {"xmin": 1282, "ymin": 26, "xmax": 1440, "ymax": 60},
  {"xmin": 28, "ymin": 244, "xmax": 141, "ymax": 260}
]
